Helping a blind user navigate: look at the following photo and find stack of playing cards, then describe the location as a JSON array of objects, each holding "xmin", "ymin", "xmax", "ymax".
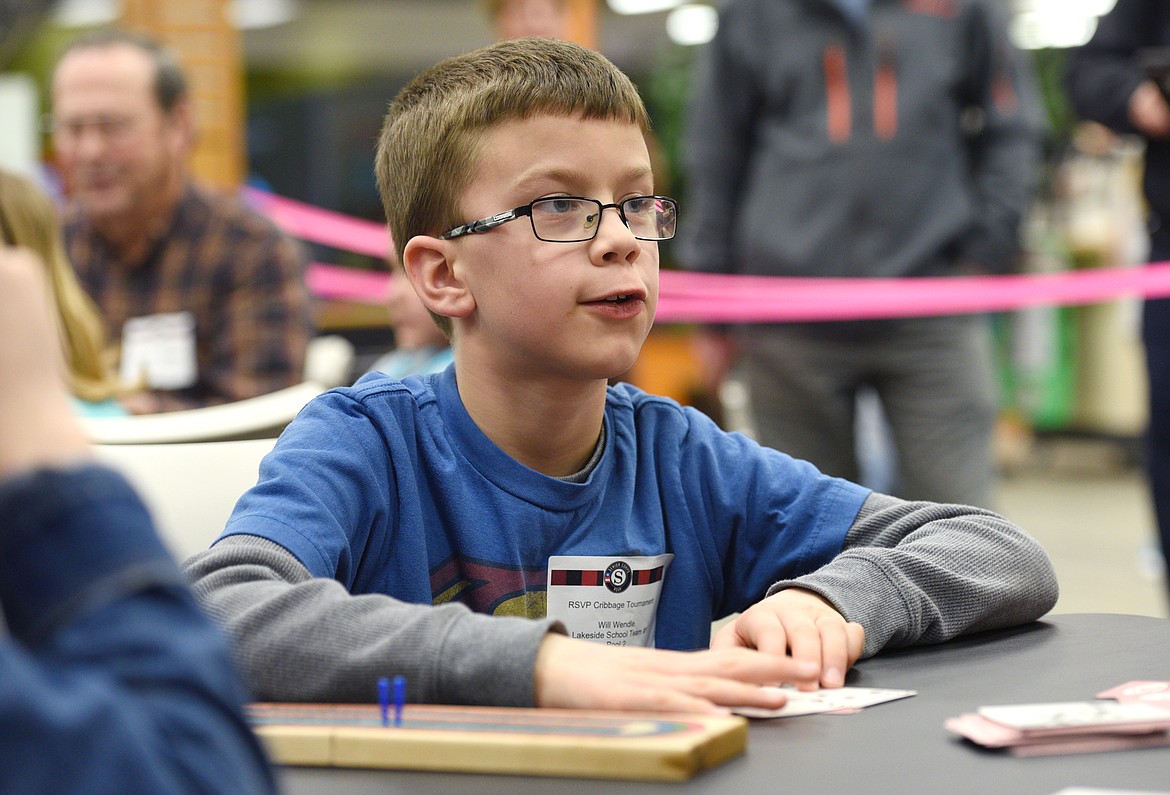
[{"xmin": 945, "ymin": 681, "xmax": 1170, "ymax": 757}]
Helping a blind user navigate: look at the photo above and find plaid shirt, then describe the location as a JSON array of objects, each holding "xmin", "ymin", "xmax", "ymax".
[{"xmin": 65, "ymin": 185, "xmax": 313, "ymax": 412}]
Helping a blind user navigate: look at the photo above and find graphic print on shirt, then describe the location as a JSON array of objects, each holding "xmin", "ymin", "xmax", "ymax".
[
  {"xmin": 429, "ymin": 557, "xmax": 549, "ymax": 618},
  {"xmin": 427, "ymin": 553, "xmax": 674, "ymax": 642}
]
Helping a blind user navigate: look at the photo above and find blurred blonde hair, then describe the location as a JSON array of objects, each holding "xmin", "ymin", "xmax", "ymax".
[{"xmin": 0, "ymin": 169, "xmax": 121, "ymax": 403}]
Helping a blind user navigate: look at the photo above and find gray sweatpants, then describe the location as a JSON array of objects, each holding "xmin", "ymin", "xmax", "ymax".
[{"xmin": 738, "ymin": 315, "xmax": 998, "ymax": 508}]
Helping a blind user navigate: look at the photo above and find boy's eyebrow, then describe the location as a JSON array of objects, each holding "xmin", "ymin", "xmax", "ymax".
[{"xmin": 513, "ymin": 165, "xmax": 654, "ymax": 195}]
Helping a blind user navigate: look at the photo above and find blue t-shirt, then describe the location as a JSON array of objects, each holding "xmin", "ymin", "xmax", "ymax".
[
  {"xmin": 367, "ymin": 345, "xmax": 454, "ymax": 380},
  {"xmin": 222, "ymin": 366, "xmax": 869, "ymax": 652}
]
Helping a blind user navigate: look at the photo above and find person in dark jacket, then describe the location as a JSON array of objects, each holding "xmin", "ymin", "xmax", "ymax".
[
  {"xmin": 679, "ymin": 0, "xmax": 1043, "ymax": 508},
  {"xmin": 1067, "ymin": 0, "xmax": 1170, "ymax": 601}
]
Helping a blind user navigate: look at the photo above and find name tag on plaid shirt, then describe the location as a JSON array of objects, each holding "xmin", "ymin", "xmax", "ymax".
[{"xmin": 120, "ymin": 311, "xmax": 198, "ymax": 391}]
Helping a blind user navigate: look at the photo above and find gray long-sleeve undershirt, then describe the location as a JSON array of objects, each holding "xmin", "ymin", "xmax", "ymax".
[{"xmin": 183, "ymin": 491, "xmax": 1057, "ymax": 706}]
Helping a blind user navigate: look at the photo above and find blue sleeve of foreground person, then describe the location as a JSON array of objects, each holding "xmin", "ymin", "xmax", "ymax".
[{"xmin": 0, "ymin": 465, "xmax": 276, "ymax": 795}]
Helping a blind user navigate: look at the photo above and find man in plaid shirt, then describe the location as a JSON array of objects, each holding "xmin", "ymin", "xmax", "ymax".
[{"xmin": 49, "ymin": 30, "xmax": 312, "ymax": 414}]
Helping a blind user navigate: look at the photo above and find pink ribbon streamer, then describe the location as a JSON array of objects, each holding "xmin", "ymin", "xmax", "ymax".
[
  {"xmin": 655, "ymin": 265, "xmax": 1170, "ymax": 322},
  {"xmin": 306, "ymin": 262, "xmax": 391, "ymax": 303},
  {"xmin": 255, "ymin": 188, "xmax": 1170, "ymax": 322},
  {"xmin": 244, "ymin": 186, "xmax": 391, "ymax": 259},
  {"xmin": 307, "ymin": 261, "xmax": 1170, "ymax": 322}
]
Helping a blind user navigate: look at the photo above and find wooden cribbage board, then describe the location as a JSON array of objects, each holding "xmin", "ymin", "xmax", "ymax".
[{"xmin": 247, "ymin": 702, "xmax": 748, "ymax": 782}]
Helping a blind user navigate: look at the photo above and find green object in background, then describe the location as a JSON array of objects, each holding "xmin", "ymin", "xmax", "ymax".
[{"xmin": 995, "ymin": 305, "xmax": 1078, "ymax": 431}]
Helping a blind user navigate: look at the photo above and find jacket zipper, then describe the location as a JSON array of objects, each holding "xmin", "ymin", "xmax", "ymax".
[
  {"xmin": 823, "ymin": 44, "xmax": 852, "ymax": 143},
  {"xmin": 874, "ymin": 34, "xmax": 898, "ymax": 140}
]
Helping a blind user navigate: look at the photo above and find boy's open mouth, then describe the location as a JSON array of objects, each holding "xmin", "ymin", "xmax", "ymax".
[
  {"xmin": 583, "ymin": 292, "xmax": 646, "ymax": 319},
  {"xmin": 584, "ymin": 289, "xmax": 645, "ymax": 306}
]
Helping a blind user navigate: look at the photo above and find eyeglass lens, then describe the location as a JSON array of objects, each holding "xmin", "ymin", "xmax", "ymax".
[{"xmin": 530, "ymin": 197, "xmax": 676, "ymax": 241}]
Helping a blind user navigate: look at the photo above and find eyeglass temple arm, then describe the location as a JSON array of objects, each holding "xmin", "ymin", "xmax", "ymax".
[{"xmin": 439, "ymin": 209, "xmax": 522, "ymax": 240}]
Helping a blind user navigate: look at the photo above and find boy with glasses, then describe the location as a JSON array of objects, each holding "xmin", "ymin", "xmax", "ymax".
[{"xmin": 185, "ymin": 37, "xmax": 1057, "ymax": 713}]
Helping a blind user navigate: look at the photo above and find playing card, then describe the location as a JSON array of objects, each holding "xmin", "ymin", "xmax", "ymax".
[
  {"xmin": 1050, "ymin": 788, "xmax": 1170, "ymax": 795},
  {"xmin": 976, "ymin": 701, "xmax": 1170, "ymax": 736},
  {"xmin": 1096, "ymin": 681, "xmax": 1170, "ymax": 710},
  {"xmin": 947, "ymin": 683, "xmax": 1170, "ymax": 758},
  {"xmin": 733, "ymin": 686, "xmax": 916, "ymax": 719},
  {"xmin": 945, "ymin": 712, "xmax": 1170, "ymax": 757}
]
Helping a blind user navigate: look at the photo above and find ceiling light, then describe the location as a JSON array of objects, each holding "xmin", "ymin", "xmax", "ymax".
[
  {"xmin": 52, "ymin": 0, "xmax": 118, "ymax": 28},
  {"xmin": 1010, "ymin": 10, "xmax": 1098, "ymax": 49},
  {"xmin": 666, "ymin": 4, "xmax": 718, "ymax": 46},
  {"xmin": 1012, "ymin": 0, "xmax": 1115, "ymax": 16},
  {"xmin": 607, "ymin": 0, "xmax": 686, "ymax": 15},
  {"xmin": 228, "ymin": 0, "xmax": 298, "ymax": 30}
]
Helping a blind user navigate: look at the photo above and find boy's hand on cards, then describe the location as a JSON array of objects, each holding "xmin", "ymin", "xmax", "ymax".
[
  {"xmin": 710, "ymin": 588, "xmax": 864, "ymax": 690},
  {"xmin": 533, "ymin": 633, "xmax": 819, "ymax": 714}
]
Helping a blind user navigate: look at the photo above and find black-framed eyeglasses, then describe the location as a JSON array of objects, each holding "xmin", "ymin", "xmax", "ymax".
[{"xmin": 439, "ymin": 195, "xmax": 678, "ymax": 243}]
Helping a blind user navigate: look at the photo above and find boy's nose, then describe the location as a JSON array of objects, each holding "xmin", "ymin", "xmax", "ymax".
[{"xmin": 592, "ymin": 204, "xmax": 640, "ymax": 262}]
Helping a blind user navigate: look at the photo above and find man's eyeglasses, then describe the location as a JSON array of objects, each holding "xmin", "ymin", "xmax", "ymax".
[
  {"xmin": 439, "ymin": 195, "xmax": 678, "ymax": 243},
  {"xmin": 43, "ymin": 113, "xmax": 139, "ymax": 145}
]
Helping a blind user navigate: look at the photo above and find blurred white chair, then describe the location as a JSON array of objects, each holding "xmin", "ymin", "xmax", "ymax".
[
  {"xmin": 82, "ymin": 334, "xmax": 353, "ymax": 446},
  {"xmin": 82, "ymin": 381, "xmax": 323, "ymax": 445},
  {"xmin": 305, "ymin": 334, "xmax": 356, "ymax": 388},
  {"xmin": 94, "ymin": 438, "xmax": 276, "ymax": 561}
]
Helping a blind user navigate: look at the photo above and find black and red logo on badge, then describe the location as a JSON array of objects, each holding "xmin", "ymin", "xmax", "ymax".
[{"xmin": 603, "ymin": 561, "xmax": 632, "ymax": 594}]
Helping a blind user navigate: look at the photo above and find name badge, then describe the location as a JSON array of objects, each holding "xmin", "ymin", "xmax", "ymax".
[
  {"xmin": 119, "ymin": 311, "xmax": 198, "ymax": 390},
  {"xmin": 546, "ymin": 553, "xmax": 673, "ymax": 648}
]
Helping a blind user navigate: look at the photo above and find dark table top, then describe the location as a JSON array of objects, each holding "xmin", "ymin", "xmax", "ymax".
[{"xmin": 279, "ymin": 613, "xmax": 1170, "ymax": 794}]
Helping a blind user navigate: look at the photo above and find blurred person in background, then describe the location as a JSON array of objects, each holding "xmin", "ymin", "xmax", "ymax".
[
  {"xmin": 367, "ymin": 264, "xmax": 453, "ymax": 379},
  {"xmin": 0, "ymin": 168, "xmax": 126, "ymax": 417},
  {"xmin": 486, "ymin": 0, "xmax": 568, "ymax": 40},
  {"xmin": 678, "ymin": 0, "xmax": 1042, "ymax": 508},
  {"xmin": 49, "ymin": 29, "xmax": 312, "ymax": 414},
  {"xmin": 0, "ymin": 244, "xmax": 276, "ymax": 794},
  {"xmin": 1066, "ymin": 0, "xmax": 1170, "ymax": 599}
]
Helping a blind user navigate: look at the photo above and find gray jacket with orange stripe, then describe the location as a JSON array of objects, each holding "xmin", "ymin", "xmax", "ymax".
[{"xmin": 678, "ymin": 0, "xmax": 1041, "ymax": 279}]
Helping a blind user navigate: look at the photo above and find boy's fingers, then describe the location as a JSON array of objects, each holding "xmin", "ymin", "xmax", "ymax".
[
  {"xmin": 781, "ymin": 615, "xmax": 825, "ymax": 690},
  {"xmin": 714, "ymin": 610, "xmax": 790, "ymax": 658},
  {"xmin": 638, "ymin": 645, "xmax": 809, "ymax": 687},
  {"xmin": 669, "ymin": 675, "xmax": 787, "ymax": 710},
  {"xmin": 708, "ymin": 620, "xmax": 742, "ymax": 651},
  {"xmin": 711, "ymin": 616, "xmax": 829, "ymax": 689},
  {"xmin": 599, "ymin": 676, "xmax": 786, "ymax": 715},
  {"xmin": 749, "ymin": 612, "xmax": 791, "ymax": 658},
  {"xmin": 814, "ymin": 617, "xmax": 850, "ymax": 688},
  {"xmin": 846, "ymin": 622, "xmax": 866, "ymax": 662}
]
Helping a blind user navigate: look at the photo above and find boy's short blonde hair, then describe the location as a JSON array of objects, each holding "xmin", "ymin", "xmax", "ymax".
[{"xmin": 375, "ymin": 36, "xmax": 651, "ymax": 273}]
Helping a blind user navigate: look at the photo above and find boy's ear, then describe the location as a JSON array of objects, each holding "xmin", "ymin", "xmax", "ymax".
[{"xmin": 401, "ymin": 235, "xmax": 475, "ymax": 320}]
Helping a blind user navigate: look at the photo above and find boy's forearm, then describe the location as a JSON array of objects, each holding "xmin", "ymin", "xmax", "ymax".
[
  {"xmin": 184, "ymin": 535, "xmax": 557, "ymax": 706},
  {"xmin": 769, "ymin": 492, "xmax": 1059, "ymax": 657}
]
